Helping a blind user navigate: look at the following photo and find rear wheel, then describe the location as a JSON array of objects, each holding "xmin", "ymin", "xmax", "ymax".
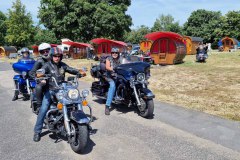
[
  {"xmin": 70, "ymin": 123, "xmax": 89, "ymax": 153},
  {"xmin": 138, "ymin": 98, "xmax": 154, "ymax": 118}
]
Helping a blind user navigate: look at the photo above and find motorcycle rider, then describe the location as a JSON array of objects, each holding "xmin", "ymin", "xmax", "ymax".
[
  {"xmin": 29, "ymin": 43, "xmax": 51, "ymax": 112},
  {"xmin": 33, "ymin": 47, "xmax": 85, "ymax": 142},
  {"xmin": 196, "ymin": 42, "xmax": 208, "ymax": 61},
  {"xmin": 12, "ymin": 47, "xmax": 32, "ymax": 101},
  {"xmin": 104, "ymin": 47, "xmax": 122, "ymax": 115}
]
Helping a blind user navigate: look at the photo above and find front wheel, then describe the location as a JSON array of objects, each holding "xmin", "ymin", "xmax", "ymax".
[
  {"xmin": 70, "ymin": 124, "xmax": 89, "ymax": 153},
  {"xmin": 138, "ymin": 98, "xmax": 154, "ymax": 118}
]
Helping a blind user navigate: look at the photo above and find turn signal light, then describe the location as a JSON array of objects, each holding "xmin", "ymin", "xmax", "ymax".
[
  {"xmin": 82, "ymin": 100, "xmax": 88, "ymax": 106},
  {"xmin": 57, "ymin": 103, "xmax": 63, "ymax": 110}
]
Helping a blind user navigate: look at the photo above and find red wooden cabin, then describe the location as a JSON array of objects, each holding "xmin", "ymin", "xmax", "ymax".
[
  {"xmin": 145, "ymin": 32, "xmax": 186, "ymax": 65},
  {"xmin": 62, "ymin": 41, "xmax": 92, "ymax": 59},
  {"xmin": 91, "ymin": 38, "xmax": 127, "ymax": 58}
]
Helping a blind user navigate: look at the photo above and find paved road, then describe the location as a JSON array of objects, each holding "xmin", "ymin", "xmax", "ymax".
[{"xmin": 0, "ymin": 61, "xmax": 240, "ymax": 160}]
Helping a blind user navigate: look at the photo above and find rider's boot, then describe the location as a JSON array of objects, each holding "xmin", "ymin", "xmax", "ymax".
[
  {"xmin": 33, "ymin": 132, "xmax": 41, "ymax": 142},
  {"xmin": 23, "ymin": 94, "xmax": 29, "ymax": 101},
  {"xmin": 12, "ymin": 91, "xmax": 18, "ymax": 101},
  {"xmin": 105, "ymin": 105, "xmax": 110, "ymax": 115}
]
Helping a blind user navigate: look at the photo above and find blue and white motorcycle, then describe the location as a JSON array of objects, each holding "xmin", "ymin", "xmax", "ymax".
[
  {"xmin": 12, "ymin": 58, "xmax": 36, "ymax": 100},
  {"xmin": 35, "ymin": 69, "xmax": 92, "ymax": 153}
]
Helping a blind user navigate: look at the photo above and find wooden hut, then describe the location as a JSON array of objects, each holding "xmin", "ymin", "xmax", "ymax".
[
  {"xmin": 140, "ymin": 40, "xmax": 152, "ymax": 53},
  {"xmin": 184, "ymin": 36, "xmax": 203, "ymax": 55},
  {"xmin": 221, "ymin": 37, "xmax": 239, "ymax": 51},
  {"xmin": 91, "ymin": 38, "xmax": 127, "ymax": 59},
  {"xmin": 145, "ymin": 32, "xmax": 186, "ymax": 65},
  {"xmin": 0, "ymin": 46, "xmax": 17, "ymax": 57},
  {"xmin": 62, "ymin": 41, "xmax": 92, "ymax": 59}
]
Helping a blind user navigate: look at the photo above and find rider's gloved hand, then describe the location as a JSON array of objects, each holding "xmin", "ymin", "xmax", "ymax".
[{"xmin": 79, "ymin": 69, "xmax": 86, "ymax": 77}]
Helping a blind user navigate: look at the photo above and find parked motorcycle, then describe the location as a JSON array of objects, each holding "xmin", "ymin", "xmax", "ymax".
[
  {"xmin": 12, "ymin": 59, "xmax": 36, "ymax": 100},
  {"xmin": 36, "ymin": 69, "xmax": 92, "ymax": 153},
  {"xmin": 90, "ymin": 56, "xmax": 155, "ymax": 118}
]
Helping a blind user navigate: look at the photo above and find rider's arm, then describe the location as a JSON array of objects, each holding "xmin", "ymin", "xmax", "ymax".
[
  {"xmin": 29, "ymin": 60, "xmax": 42, "ymax": 79},
  {"xmin": 106, "ymin": 59, "xmax": 113, "ymax": 71},
  {"xmin": 62, "ymin": 62, "xmax": 79, "ymax": 75}
]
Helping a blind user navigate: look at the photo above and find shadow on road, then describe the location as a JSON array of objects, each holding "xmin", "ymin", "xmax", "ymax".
[
  {"xmin": 41, "ymin": 128, "xmax": 97, "ymax": 154},
  {"xmin": 93, "ymin": 98, "xmax": 155, "ymax": 119}
]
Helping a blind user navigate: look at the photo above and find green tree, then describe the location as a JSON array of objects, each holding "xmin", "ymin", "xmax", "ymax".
[
  {"xmin": 151, "ymin": 14, "xmax": 182, "ymax": 33},
  {"xmin": 124, "ymin": 25, "xmax": 151, "ymax": 44},
  {"xmin": 38, "ymin": 0, "xmax": 132, "ymax": 42},
  {"xmin": 221, "ymin": 11, "xmax": 240, "ymax": 40},
  {"xmin": 183, "ymin": 9, "xmax": 222, "ymax": 43},
  {"xmin": 0, "ymin": 11, "xmax": 7, "ymax": 45},
  {"xmin": 34, "ymin": 25, "xmax": 59, "ymax": 45},
  {"xmin": 5, "ymin": 0, "xmax": 35, "ymax": 48}
]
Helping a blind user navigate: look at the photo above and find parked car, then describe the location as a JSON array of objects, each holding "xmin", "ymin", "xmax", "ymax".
[{"xmin": 130, "ymin": 46, "xmax": 140, "ymax": 55}]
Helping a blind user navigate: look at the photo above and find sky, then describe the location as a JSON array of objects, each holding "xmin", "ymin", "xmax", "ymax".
[{"xmin": 1, "ymin": 0, "xmax": 240, "ymax": 28}]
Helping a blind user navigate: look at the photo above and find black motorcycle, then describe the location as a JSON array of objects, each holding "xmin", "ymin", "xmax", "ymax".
[
  {"xmin": 90, "ymin": 56, "xmax": 155, "ymax": 118},
  {"xmin": 36, "ymin": 69, "xmax": 92, "ymax": 153}
]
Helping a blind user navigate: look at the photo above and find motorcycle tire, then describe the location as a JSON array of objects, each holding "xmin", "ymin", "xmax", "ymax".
[
  {"xmin": 138, "ymin": 98, "xmax": 154, "ymax": 118},
  {"xmin": 70, "ymin": 124, "xmax": 89, "ymax": 153}
]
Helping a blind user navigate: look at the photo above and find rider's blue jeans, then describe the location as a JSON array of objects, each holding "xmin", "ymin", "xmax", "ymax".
[
  {"xmin": 34, "ymin": 90, "xmax": 51, "ymax": 134},
  {"xmin": 106, "ymin": 78, "xmax": 116, "ymax": 107}
]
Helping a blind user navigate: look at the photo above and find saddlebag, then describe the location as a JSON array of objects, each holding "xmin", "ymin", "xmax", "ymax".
[
  {"xmin": 91, "ymin": 81, "xmax": 105, "ymax": 96},
  {"xmin": 90, "ymin": 65, "xmax": 102, "ymax": 78}
]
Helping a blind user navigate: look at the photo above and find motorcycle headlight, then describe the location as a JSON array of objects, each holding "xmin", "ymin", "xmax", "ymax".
[
  {"xmin": 68, "ymin": 89, "xmax": 79, "ymax": 100},
  {"xmin": 136, "ymin": 73, "xmax": 145, "ymax": 82},
  {"xmin": 22, "ymin": 71, "xmax": 27, "ymax": 76},
  {"xmin": 82, "ymin": 89, "xmax": 89, "ymax": 98},
  {"xmin": 22, "ymin": 71, "xmax": 27, "ymax": 78}
]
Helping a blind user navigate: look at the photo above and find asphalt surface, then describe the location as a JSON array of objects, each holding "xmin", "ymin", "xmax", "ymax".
[{"xmin": 0, "ymin": 61, "xmax": 240, "ymax": 160}]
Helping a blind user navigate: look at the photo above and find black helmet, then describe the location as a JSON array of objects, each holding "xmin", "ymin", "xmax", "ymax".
[
  {"xmin": 21, "ymin": 47, "xmax": 30, "ymax": 54},
  {"xmin": 111, "ymin": 47, "xmax": 119, "ymax": 53},
  {"xmin": 21, "ymin": 47, "xmax": 30, "ymax": 58}
]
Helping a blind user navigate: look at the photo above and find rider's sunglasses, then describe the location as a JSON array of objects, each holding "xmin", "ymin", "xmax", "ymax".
[
  {"xmin": 111, "ymin": 52, "xmax": 119, "ymax": 54},
  {"xmin": 40, "ymin": 49, "xmax": 50, "ymax": 54}
]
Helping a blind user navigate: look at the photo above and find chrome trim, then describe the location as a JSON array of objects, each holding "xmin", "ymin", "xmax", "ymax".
[
  {"xmin": 133, "ymin": 85, "xmax": 141, "ymax": 106},
  {"xmin": 63, "ymin": 105, "xmax": 71, "ymax": 135},
  {"xmin": 26, "ymin": 79, "xmax": 31, "ymax": 94}
]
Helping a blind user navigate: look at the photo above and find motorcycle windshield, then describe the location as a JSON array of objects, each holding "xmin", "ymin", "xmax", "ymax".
[{"xmin": 116, "ymin": 61, "xmax": 150, "ymax": 80}]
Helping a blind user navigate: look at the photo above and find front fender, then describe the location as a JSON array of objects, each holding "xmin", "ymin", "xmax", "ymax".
[
  {"xmin": 140, "ymin": 88, "xmax": 155, "ymax": 99},
  {"xmin": 70, "ymin": 110, "xmax": 90, "ymax": 124}
]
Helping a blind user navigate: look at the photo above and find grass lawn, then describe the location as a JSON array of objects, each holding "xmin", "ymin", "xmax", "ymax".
[{"xmin": 2, "ymin": 51, "xmax": 240, "ymax": 121}]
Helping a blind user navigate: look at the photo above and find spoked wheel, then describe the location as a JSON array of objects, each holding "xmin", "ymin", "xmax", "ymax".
[
  {"xmin": 138, "ymin": 98, "xmax": 154, "ymax": 118},
  {"xmin": 70, "ymin": 123, "xmax": 89, "ymax": 153}
]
